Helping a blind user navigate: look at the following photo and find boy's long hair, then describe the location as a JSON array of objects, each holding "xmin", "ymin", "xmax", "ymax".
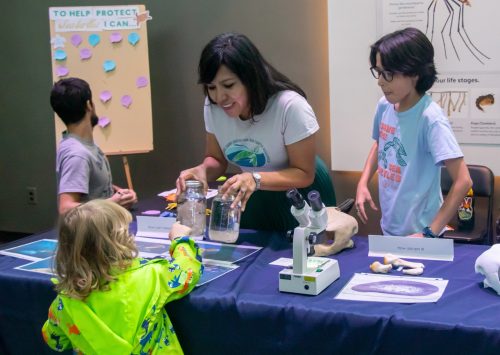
[
  {"xmin": 54, "ymin": 199, "xmax": 138, "ymax": 299},
  {"xmin": 198, "ymin": 32, "xmax": 306, "ymax": 119},
  {"xmin": 369, "ymin": 27, "xmax": 437, "ymax": 94}
]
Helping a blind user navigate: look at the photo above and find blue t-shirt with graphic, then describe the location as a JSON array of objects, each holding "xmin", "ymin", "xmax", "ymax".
[{"xmin": 372, "ymin": 94, "xmax": 463, "ymax": 236}]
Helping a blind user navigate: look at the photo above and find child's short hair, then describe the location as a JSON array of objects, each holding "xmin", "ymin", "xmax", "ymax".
[
  {"xmin": 369, "ymin": 27, "xmax": 437, "ymax": 94},
  {"xmin": 50, "ymin": 77, "xmax": 92, "ymax": 126},
  {"xmin": 55, "ymin": 199, "xmax": 138, "ymax": 299}
]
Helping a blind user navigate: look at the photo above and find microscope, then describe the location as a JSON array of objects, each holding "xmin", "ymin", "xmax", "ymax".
[{"xmin": 279, "ymin": 189, "xmax": 340, "ymax": 295}]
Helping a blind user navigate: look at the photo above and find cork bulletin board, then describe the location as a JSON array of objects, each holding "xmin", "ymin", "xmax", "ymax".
[{"xmin": 49, "ymin": 4, "xmax": 153, "ymax": 155}]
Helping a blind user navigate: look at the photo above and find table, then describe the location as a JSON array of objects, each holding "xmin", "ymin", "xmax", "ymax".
[
  {"xmin": 1, "ymin": 214, "xmax": 500, "ymax": 354},
  {"xmin": 167, "ymin": 232, "xmax": 500, "ymax": 355}
]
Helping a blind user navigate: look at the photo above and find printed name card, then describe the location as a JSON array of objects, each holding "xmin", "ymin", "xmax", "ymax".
[
  {"xmin": 368, "ymin": 235, "xmax": 454, "ymax": 261},
  {"xmin": 136, "ymin": 216, "xmax": 175, "ymax": 239}
]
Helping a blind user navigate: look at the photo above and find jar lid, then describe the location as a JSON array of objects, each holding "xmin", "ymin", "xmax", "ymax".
[{"xmin": 186, "ymin": 180, "xmax": 203, "ymax": 188}]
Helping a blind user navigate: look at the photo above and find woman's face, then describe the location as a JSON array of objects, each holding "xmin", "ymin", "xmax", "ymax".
[{"xmin": 206, "ymin": 65, "xmax": 250, "ymax": 119}]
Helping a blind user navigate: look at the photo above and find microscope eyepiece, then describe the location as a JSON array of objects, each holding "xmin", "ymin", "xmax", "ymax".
[
  {"xmin": 286, "ymin": 189, "xmax": 305, "ymax": 209},
  {"xmin": 307, "ymin": 190, "xmax": 323, "ymax": 211}
]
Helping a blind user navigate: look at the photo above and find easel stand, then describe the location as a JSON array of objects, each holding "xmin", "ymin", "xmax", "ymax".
[{"xmin": 122, "ymin": 155, "xmax": 134, "ymax": 190}]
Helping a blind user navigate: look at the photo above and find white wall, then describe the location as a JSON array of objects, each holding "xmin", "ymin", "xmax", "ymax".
[{"xmin": 328, "ymin": 0, "xmax": 500, "ymax": 175}]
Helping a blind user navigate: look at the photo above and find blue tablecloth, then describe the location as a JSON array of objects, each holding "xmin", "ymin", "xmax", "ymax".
[{"xmin": 1, "ymin": 228, "xmax": 499, "ymax": 355}]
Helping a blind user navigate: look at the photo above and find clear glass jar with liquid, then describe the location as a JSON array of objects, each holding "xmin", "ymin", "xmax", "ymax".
[
  {"xmin": 208, "ymin": 187, "xmax": 241, "ymax": 243},
  {"xmin": 176, "ymin": 180, "xmax": 206, "ymax": 240}
]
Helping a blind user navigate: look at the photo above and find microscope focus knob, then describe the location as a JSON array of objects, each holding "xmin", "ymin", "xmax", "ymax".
[
  {"xmin": 286, "ymin": 229, "xmax": 294, "ymax": 242},
  {"xmin": 308, "ymin": 232, "xmax": 318, "ymax": 244}
]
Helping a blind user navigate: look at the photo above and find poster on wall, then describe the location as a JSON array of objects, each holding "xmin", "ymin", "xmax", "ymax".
[
  {"xmin": 377, "ymin": 0, "xmax": 500, "ymax": 144},
  {"xmin": 48, "ymin": 5, "xmax": 154, "ymax": 154}
]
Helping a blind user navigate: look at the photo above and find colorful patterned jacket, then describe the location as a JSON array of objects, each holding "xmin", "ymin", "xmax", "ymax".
[{"xmin": 42, "ymin": 237, "xmax": 202, "ymax": 354}]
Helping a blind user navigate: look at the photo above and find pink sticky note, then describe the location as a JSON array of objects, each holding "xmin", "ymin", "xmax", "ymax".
[
  {"xmin": 110, "ymin": 32, "xmax": 122, "ymax": 43},
  {"xmin": 121, "ymin": 95, "xmax": 132, "ymax": 108},
  {"xmin": 56, "ymin": 66, "xmax": 69, "ymax": 77},
  {"xmin": 100, "ymin": 90, "xmax": 112, "ymax": 103},
  {"xmin": 98, "ymin": 117, "xmax": 111, "ymax": 128},
  {"xmin": 136, "ymin": 76, "xmax": 149, "ymax": 88},
  {"xmin": 80, "ymin": 48, "xmax": 92, "ymax": 60},
  {"xmin": 71, "ymin": 34, "xmax": 82, "ymax": 47}
]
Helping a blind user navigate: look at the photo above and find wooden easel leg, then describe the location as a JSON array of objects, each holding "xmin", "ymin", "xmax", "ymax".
[{"xmin": 122, "ymin": 156, "xmax": 134, "ymax": 190}]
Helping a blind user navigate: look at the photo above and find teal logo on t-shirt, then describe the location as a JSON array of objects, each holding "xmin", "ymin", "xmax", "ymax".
[
  {"xmin": 224, "ymin": 139, "xmax": 267, "ymax": 167},
  {"xmin": 380, "ymin": 137, "xmax": 407, "ymax": 169}
]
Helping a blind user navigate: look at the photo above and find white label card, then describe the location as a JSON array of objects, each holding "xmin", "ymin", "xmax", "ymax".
[
  {"xmin": 368, "ymin": 235, "xmax": 454, "ymax": 261},
  {"xmin": 136, "ymin": 216, "xmax": 176, "ymax": 239}
]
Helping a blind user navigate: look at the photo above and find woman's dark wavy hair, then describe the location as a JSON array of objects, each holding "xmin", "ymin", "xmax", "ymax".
[
  {"xmin": 198, "ymin": 32, "xmax": 306, "ymax": 118},
  {"xmin": 369, "ymin": 27, "xmax": 437, "ymax": 94}
]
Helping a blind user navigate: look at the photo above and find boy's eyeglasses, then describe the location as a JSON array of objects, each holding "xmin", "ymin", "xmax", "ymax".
[{"xmin": 370, "ymin": 67, "xmax": 394, "ymax": 82}]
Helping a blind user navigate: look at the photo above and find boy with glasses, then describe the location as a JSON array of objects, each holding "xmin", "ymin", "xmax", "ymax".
[{"xmin": 355, "ymin": 27, "xmax": 472, "ymax": 238}]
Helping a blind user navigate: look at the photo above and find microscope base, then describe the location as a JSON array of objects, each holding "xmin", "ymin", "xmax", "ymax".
[{"xmin": 279, "ymin": 258, "xmax": 340, "ymax": 295}]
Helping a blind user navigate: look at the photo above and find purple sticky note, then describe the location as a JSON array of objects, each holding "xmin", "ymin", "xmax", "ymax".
[
  {"xmin": 98, "ymin": 117, "xmax": 111, "ymax": 128},
  {"xmin": 110, "ymin": 32, "xmax": 122, "ymax": 43},
  {"xmin": 100, "ymin": 90, "xmax": 112, "ymax": 103},
  {"xmin": 136, "ymin": 76, "xmax": 149, "ymax": 88},
  {"xmin": 142, "ymin": 210, "xmax": 161, "ymax": 216},
  {"xmin": 103, "ymin": 60, "xmax": 116, "ymax": 72},
  {"xmin": 56, "ymin": 66, "xmax": 69, "ymax": 77},
  {"xmin": 80, "ymin": 48, "xmax": 92, "ymax": 60},
  {"xmin": 71, "ymin": 34, "xmax": 82, "ymax": 47},
  {"xmin": 121, "ymin": 95, "xmax": 133, "ymax": 108}
]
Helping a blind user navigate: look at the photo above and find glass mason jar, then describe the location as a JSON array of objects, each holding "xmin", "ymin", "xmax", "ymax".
[
  {"xmin": 176, "ymin": 180, "xmax": 206, "ymax": 240},
  {"xmin": 208, "ymin": 186, "xmax": 241, "ymax": 243}
]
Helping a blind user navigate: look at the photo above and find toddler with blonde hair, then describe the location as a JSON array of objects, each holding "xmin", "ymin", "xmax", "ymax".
[{"xmin": 42, "ymin": 199, "xmax": 202, "ymax": 354}]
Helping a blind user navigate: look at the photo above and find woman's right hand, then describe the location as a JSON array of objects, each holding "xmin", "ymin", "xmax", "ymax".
[
  {"xmin": 176, "ymin": 166, "xmax": 208, "ymax": 197},
  {"xmin": 355, "ymin": 184, "xmax": 378, "ymax": 224}
]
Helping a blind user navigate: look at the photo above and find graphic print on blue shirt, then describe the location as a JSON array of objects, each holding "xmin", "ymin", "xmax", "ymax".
[
  {"xmin": 224, "ymin": 139, "xmax": 269, "ymax": 167},
  {"xmin": 378, "ymin": 124, "xmax": 405, "ymax": 185},
  {"xmin": 380, "ymin": 137, "xmax": 407, "ymax": 169}
]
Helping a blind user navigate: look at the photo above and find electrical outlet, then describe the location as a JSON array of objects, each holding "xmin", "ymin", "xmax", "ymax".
[{"xmin": 27, "ymin": 186, "xmax": 38, "ymax": 205}]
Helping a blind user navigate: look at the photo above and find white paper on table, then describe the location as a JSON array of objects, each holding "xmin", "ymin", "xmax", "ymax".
[
  {"xmin": 197, "ymin": 261, "xmax": 239, "ymax": 286},
  {"xmin": 134, "ymin": 236, "xmax": 171, "ymax": 258},
  {"xmin": 134, "ymin": 236, "xmax": 261, "ymax": 264},
  {"xmin": 15, "ymin": 256, "xmax": 56, "ymax": 275},
  {"xmin": 136, "ymin": 216, "xmax": 176, "ymax": 239},
  {"xmin": 335, "ymin": 273, "xmax": 448, "ymax": 303},
  {"xmin": 133, "ymin": 237, "xmax": 242, "ymax": 287},
  {"xmin": 0, "ymin": 239, "xmax": 57, "ymax": 261},
  {"xmin": 157, "ymin": 188, "xmax": 218, "ymax": 199},
  {"xmin": 269, "ymin": 257, "xmax": 293, "ymax": 267},
  {"xmin": 368, "ymin": 235, "xmax": 454, "ymax": 261}
]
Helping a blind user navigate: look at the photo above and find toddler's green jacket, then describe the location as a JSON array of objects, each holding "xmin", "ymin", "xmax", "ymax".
[{"xmin": 42, "ymin": 237, "xmax": 202, "ymax": 354}]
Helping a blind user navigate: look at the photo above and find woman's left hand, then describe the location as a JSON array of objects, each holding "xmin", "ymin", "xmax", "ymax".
[
  {"xmin": 408, "ymin": 232, "xmax": 424, "ymax": 238},
  {"xmin": 220, "ymin": 172, "xmax": 257, "ymax": 211}
]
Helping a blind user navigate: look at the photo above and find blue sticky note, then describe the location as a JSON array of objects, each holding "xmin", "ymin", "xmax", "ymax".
[
  {"xmin": 103, "ymin": 60, "xmax": 116, "ymax": 72},
  {"xmin": 128, "ymin": 32, "xmax": 140, "ymax": 46},
  {"xmin": 54, "ymin": 49, "xmax": 67, "ymax": 61},
  {"xmin": 88, "ymin": 34, "xmax": 101, "ymax": 47}
]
